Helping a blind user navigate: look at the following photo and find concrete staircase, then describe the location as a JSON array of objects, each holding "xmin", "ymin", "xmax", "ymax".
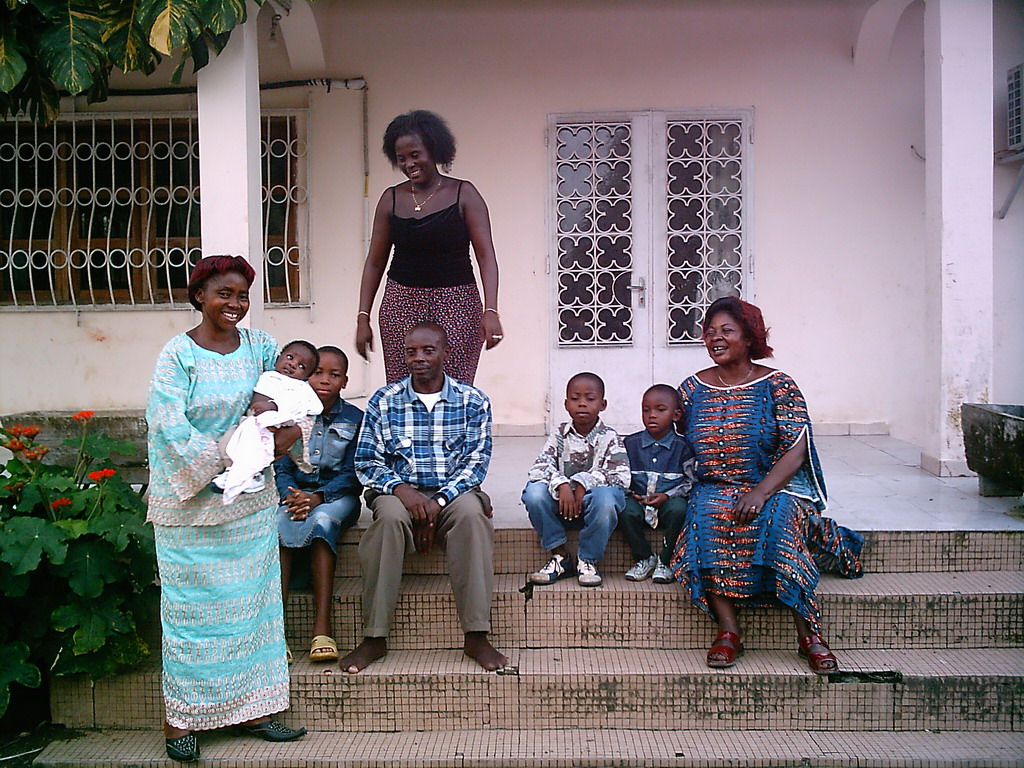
[{"xmin": 37, "ymin": 529, "xmax": 1024, "ymax": 767}]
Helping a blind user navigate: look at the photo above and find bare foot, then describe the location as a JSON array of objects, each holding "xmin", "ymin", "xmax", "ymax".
[
  {"xmin": 463, "ymin": 631, "xmax": 508, "ymax": 671},
  {"xmin": 340, "ymin": 637, "xmax": 387, "ymax": 673}
]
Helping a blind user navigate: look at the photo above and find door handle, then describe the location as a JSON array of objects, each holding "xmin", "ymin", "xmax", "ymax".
[{"xmin": 627, "ymin": 277, "xmax": 646, "ymax": 308}]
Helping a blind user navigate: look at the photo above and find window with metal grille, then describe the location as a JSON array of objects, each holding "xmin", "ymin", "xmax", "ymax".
[
  {"xmin": 553, "ymin": 111, "xmax": 749, "ymax": 348},
  {"xmin": 0, "ymin": 110, "xmax": 308, "ymax": 309}
]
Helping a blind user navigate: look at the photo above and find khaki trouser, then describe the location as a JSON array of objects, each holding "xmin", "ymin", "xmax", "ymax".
[{"xmin": 359, "ymin": 488, "xmax": 494, "ymax": 637}]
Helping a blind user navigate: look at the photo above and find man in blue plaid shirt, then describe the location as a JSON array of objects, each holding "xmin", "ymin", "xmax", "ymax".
[{"xmin": 342, "ymin": 322, "xmax": 507, "ymax": 673}]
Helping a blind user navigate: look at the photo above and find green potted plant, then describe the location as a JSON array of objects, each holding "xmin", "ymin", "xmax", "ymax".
[{"xmin": 0, "ymin": 412, "xmax": 157, "ymax": 717}]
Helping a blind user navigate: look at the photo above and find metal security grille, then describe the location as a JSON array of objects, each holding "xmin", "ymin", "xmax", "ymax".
[
  {"xmin": 1009, "ymin": 64, "xmax": 1022, "ymax": 152},
  {"xmin": 554, "ymin": 121, "xmax": 634, "ymax": 346},
  {"xmin": 0, "ymin": 110, "xmax": 307, "ymax": 308},
  {"xmin": 665, "ymin": 119, "xmax": 745, "ymax": 343}
]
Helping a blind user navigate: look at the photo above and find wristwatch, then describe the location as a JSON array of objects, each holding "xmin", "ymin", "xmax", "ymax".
[{"xmin": 432, "ymin": 493, "xmax": 448, "ymax": 508}]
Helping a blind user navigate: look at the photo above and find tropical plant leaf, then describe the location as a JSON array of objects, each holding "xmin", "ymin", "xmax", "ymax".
[
  {"xmin": 51, "ymin": 602, "xmax": 108, "ymax": 654},
  {"xmin": 197, "ymin": 0, "xmax": 246, "ymax": 35},
  {"xmin": 52, "ymin": 538, "xmax": 119, "ymax": 597},
  {"xmin": 54, "ymin": 518, "xmax": 89, "ymax": 538},
  {"xmin": 32, "ymin": 0, "xmax": 108, "ymax": 95},
  {"xmin": 16, "ymin": 481, "xmax": 44, "ymax": 513},
  {"xmin": 0, "ymin": 516, "xmax": 67, "ymax": 573},
  {"xmin": 0, "ymin": 26, "xmax": 28, "ymax": 92},
  {"xmin": 99, "ymin": 0, "xmax": 160, "ymax": 74},
  {"xmin": 0, "ymin": 561, "xmax": 30, "ymax": 598},
  {"xmin": 147, "ymin": 0, "xmax": 203, "ymax": 56},
  {"xmin": 0, "ymin": 641, "xmax": 41, "ymax": 718}
]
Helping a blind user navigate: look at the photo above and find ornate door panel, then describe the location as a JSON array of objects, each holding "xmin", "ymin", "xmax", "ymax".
[{"xmin": 548, "ymin": 110, "xmax": 751, "ymax": 431}]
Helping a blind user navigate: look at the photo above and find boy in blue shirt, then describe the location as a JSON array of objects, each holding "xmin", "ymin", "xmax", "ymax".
[{"xmin": 619, "ymin": 384, "xmax": 696, "ymax": 583}]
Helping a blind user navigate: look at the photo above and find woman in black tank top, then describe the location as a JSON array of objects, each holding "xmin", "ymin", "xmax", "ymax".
[{"xmin": 354, "ymin": 110, "xmax": 503, "ymax": 385}]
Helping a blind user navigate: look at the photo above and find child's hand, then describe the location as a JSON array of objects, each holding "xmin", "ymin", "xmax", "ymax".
[
  {"xmin": 642, "ymin": 492, "xmax": 670, "ymax": 509},
  {"xmin": 557, "ymin": 483, "xmax": 582, "ymax": 520},
  {"xmin": 285, "ymin": 487, "xmax": 322, "ymax": 520},
  {"xmin": 250, "ymin": 392, "xmax": 278, "ymax": 416}
]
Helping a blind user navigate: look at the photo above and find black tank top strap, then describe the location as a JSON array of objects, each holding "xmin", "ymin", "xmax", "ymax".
[
  {"xmin": 456, "ymin": 180, "xmax": 464, "ymax": 205},
  {"xmin": 391, "ymin": 186, "xmax": 397, "ymax": 215}
]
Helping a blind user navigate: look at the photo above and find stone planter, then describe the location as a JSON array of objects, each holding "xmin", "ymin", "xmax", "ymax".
[
  {"xmin": 961, "ymin": 403, "xmax": 1024, "ymax": 496},
  {"xmin": 1, "ymin": 409, "xmax": 148, "ymax": 485}
]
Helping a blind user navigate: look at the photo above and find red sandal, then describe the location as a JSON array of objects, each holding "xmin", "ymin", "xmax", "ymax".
[
  {"xmin": 798, "ymin": 633, "xmax": 838, "ymax": 674},
  {"xmin": 706, "ymin": 630, "xmax": 744, "ymax": 668}
]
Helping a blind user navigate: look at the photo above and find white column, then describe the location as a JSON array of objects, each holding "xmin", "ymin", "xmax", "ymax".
[
  {"xmin": 921, "ymin": 0, "xmax": 994, "ymax": 476},
  {"xmin": 197, "ymin": 4, "xmax": 264, "ymax": 327}
]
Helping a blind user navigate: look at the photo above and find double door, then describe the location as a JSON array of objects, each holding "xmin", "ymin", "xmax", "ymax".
[{"xmin": 547, "ymin": 110, "xmax": 752, "ymax": 430}]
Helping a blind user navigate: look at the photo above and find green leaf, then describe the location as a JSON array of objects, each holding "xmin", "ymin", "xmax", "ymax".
[
  {"xmin": 79, "ymin": 431, "xmax": 137, "ymax": 462},
  {"xmin": 197, "ymin": 0, "xmax": 245, "ymax": 35},
  {"xmin": 99, "ymin": 0, "xmax": 159, "ymax": 74},
  {"xmin": 0, "ymin": 561, "xmax": 30, "ymax": 597},
  {"xmin": 0, "ymin": 516, "xmax": 67, "ymax": 573},
  {"xmin": 16, "ymin": 481, "xmax": 44, "ymax": 514},
  {"xmin": 0, "ymin": 641, "xmax": 42, "ymax": 718},
  {"xmin": 147, "ymin": 0, "xmax": 203, "ymax": 56},
  {"xmin": 54, "ymin": 518, "xmax": 89, "ymax": 538},
  {"xmin": 51, "ymin": 602, "xmax": 108, "ymax": 654},
  {"xmin": 0, "ymin": 26, "xmax": 28, "ymax": 92},
  {"xmin": 32, "ymin": 0, "xmax": 107, "ymax": 94},
  {"xmin": 52, "ymin": 538, "xmax": 119, "ymax": 597}
]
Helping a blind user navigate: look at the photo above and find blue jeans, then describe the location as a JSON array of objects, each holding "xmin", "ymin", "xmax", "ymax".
[
  {"xmin": 522, "ymin": 481, "xmax": 625, "ymax": 563},
  {"xmin": 277, "ymin": 494, "xmax": 361, "ymax": 553}
]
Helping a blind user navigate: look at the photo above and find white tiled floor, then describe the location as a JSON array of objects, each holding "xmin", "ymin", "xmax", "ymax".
[{"xmin": 483, "ymin": 434, "xmax": 1024, "ymax": 531}]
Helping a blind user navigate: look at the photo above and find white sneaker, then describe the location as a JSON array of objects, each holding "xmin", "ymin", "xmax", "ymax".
[
  {"xmin": 530, "ymin": 554, "xmax": 574, "ymax": 585},
  {"xmin": 652, "ymin": 560, "xmax": 675, "ymax": 583},
  {"xmin": 624, "ymin": 555, "xmax": 658, "ymax": 581},
  {"xmin": 577, "ymin": 559, "xmax": 603, "ymax": 587}
]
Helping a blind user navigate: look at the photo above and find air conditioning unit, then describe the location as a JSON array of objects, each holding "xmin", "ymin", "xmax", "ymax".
[{"xmin": 1010, "ymin": 64, "xmax": 1023, "ymax": 152}]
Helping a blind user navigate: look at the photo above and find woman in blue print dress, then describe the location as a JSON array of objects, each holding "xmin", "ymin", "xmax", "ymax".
[
  {"xmin": 146, "ymin": 255, "xmax": 307, "ymax": 761},
  {"xmin": 671, "ymin": 297, "xmax": 863, "ymax": 674}
]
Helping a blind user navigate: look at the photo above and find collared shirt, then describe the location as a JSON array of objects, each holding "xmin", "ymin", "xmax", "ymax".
[
  {"xmin": 355, "ymin": 375, "xmax": 492, "ymax": 503},
  {"xmin": 274, "ymin": 397, "xmax": 364, "ymax": 503},
  {"xmin": 527, "ymin": 419, "xmax": 630, "ymax": 499},
  {"xmin": 623, "ymin": 429, "xmax": 697, "ymax": 499}
]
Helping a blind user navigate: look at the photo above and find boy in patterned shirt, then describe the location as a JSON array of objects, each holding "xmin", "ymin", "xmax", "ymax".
[{"xmin": 522, "ymin": 372, "xmax": 629, "ymax": 587}]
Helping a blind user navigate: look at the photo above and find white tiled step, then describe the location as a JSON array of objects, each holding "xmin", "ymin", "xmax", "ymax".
[
  {"xmin": 53, "ymin": 648, "xmax": 1024, "ymax": 733},
  {"xmin": 282, "ymin": 570, "xmax": 1024, "ymax": 651},
  {"xmin": 34, "ymin": 728, "xmax": 1024, "ymax": 767},
  {"xmin": 328, "ymin": 528, "xmax": 1024, "ymax": 576}
]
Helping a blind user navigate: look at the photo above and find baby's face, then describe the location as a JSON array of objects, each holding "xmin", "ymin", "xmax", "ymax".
[{"xmin": 276, "ymin": 345, "xmax": 317, "ymax": 380}]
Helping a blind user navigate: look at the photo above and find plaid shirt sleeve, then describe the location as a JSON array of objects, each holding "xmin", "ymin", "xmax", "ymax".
[
  {"xmin": 354, "ymin": 389, "xmax": 405, "ymax": 494},
  {"xmin": 436, "ymin": 388, "xmax": 492, "ymax": 502}
]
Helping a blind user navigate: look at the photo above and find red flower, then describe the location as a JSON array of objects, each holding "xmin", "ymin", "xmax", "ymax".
[
  {"xmin": 51, "ymin": 497, "xmax": 72, "ymax": 510},
  {"xmin": 3, "ymin": 482, "xmax": 25, "ymax": 492},
  {"xmin": 22, "ymin": 446, "xmax": 49, "ymax": 461},
  {"xmin": 8, "ymin": 424, "xmax": 40, "ymax": 438},
  {"xmin": 72, "ymin": 410, "xmax": 95, "ymax": 422},
  {"xmin": 4, "ymin": 439, "xmax": 25, "ymax": 452},
  {"xmin": 87, "ymin": 468, "xmax": 117, "ymax": 482}
]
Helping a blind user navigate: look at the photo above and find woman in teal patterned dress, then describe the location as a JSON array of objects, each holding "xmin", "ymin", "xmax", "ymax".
[
  {"xmin": 671, "ymin": 297, "xmax": 863, "ymax": 674},
  {"xmin": 147, "ymin": 255, "xmax": 306, "ymax": 762}
]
